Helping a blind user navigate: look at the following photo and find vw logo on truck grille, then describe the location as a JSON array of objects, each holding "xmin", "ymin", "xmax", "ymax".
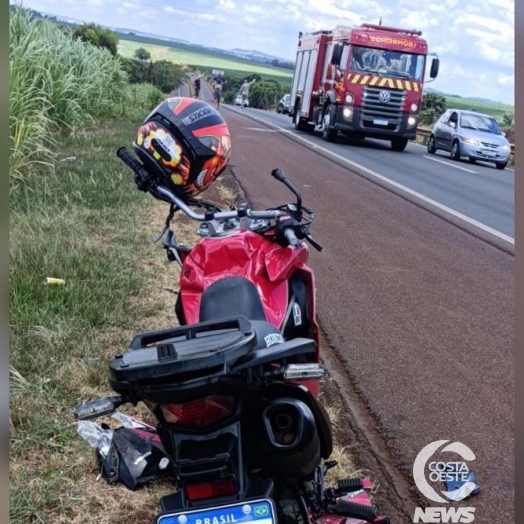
[{"xmin": 378, "ymin": 90, "xmax": 391, "ymax": 103}]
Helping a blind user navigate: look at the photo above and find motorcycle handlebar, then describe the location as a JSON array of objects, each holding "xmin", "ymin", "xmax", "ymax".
[
  {"xmin": 117, "ymin": 147, "xmax": 321, "ymax": 249},
  {"xmin": 156, "ymin": 185, "xmax": 281, "ymax": 222},
  {"xmin": 116, "ymin": 146, "xmax": 142, "ymax": 172},
  {"xmin": 284, "ymin": 227, "xmax": 299, "ymax": 247}
]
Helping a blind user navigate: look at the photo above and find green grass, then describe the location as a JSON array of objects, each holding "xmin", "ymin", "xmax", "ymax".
[
  {"xmin": 9, "ymin": 95, "xmax": 175, "ymax": 522},
  {"xmin": 118, "ymin": 38, "xmax": 293, "ymax": 85},
  {"xmin": 9, "ymin": 105, "xmax": 362, "ymax": 521},
  {"xmin": 443, "ymin": 95, "xmax": 514, "ymax": 123}
]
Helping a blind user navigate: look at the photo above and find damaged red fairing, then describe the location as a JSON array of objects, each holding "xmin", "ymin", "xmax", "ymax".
[{"xmin": 179, "ymin": 228, "xmax": 319, "ymax": 354}]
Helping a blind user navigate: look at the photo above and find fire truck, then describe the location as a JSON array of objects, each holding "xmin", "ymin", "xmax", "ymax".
[{"xmin": 289, "ymin": 24, "xmax": 439, "ymax": 151}]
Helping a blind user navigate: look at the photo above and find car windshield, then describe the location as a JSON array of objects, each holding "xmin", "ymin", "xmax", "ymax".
[
  {"xmin": 349, "ymin": 45, "xmax": 425, "ymax": 81},
  {"xmin": 460, "ymin": 113, "xmax": 501, "ymax": 135}
]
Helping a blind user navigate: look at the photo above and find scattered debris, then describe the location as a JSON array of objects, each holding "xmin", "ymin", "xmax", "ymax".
[
  {"xmin": 77, "ymin": 413, "xmax": 171, "ymax": 490},
  {"xmin": 44, "ymin": 277, "xmax": 65, "ymax": 285}
]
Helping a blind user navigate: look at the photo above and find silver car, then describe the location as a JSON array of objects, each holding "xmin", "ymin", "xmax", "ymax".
[
  {"xmin": 428, "ymin": 109, "xmax": 511, "ymax": 169},
  {"xmin": 276, "ymin": 94, "xmax": 291, "ymax": 114}
]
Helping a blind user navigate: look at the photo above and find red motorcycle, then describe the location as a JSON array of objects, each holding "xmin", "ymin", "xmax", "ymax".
[
  {"xmin": 119, "ymin": 145, "xmax": 324, "ymax": 395},
  {"xmin": 75, "ymin": 97, "xmax": 391, "ymax": 523},
  {"xmin": 74, "ymin": 144, "xmax": 390, "ymax": 524}
]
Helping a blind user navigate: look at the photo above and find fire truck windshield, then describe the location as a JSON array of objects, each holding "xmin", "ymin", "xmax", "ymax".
[{"xmin": 348, "ymin": 45, "xmax": 425, "ymax": 81}]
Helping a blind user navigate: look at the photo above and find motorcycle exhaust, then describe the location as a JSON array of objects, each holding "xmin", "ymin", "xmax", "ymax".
[{"xmin": 261, "ymin": 398, "xmax": 321, "ymax": 477}]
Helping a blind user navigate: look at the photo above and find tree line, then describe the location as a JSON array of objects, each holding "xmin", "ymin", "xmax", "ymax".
[{"xmin": 70, "ymin": 24, "xmax": 186, "ymax": 93}]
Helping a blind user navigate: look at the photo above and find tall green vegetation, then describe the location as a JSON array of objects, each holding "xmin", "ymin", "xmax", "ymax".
[
  {"xmin": 134, "ymin": 47, "xmax": 151, "ymax": 60},
  {"xmin": 9, "ymin": 7, "xmax": 129, "ymax": 183},
  {"xmin": 72, "ymin": 22, "xmax": 119, "ymax": 55},
  {"xmin": 221, "ymin": 73, "xmax": 290, "ymax": 109},
  {"xmin": 419, "ymin": 93, "xmax": 447, "ymax": 125},
  {"xmin": 119, "ymin": 57, "xmax": 187, "ymax": 93}
]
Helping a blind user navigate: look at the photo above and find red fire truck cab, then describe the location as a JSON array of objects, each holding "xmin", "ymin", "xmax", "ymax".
[{"xmin": 289, "ymin": 24, "xmax": 439, "ymax": 151}]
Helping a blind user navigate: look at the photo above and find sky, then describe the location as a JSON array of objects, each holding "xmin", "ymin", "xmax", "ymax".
[{"xmin": 12, "ymin": 0, "xmax": 515, "ymax": 105}]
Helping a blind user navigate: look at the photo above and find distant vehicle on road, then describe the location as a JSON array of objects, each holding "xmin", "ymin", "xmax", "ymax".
[
  {"xmin": 428, "ymin": 109, "xmax": 511, "ymax": 169},
  {"xmin": 235, "ymin": 94, "xmax": 248, "ymax": 107},
  {"xmin": 277, "ymin": 94, "xmax": 291, "ymax": 114},
  {"xmin": 289, "ymin": 23, "xmax": 439, "ymax": 151}
]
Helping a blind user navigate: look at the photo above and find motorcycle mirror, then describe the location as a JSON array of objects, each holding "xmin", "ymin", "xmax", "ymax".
[
  {"xmin": 73, "ymin": 396, "xmax": 127, "ymax": 420},
  {"xmin": 271, "ymin": 168, "xmax": 286, "ymax": 182},
  {"xmin": 271, "ymin": 169, "xmax": 303, "ymax": 217},
  {"xmin": 283, "ymin": 363, "xmax": 327, "ymax": 381}
]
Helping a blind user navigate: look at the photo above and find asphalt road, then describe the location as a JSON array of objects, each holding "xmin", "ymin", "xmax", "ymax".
[
  {"xmin": 217, "ymin": 108, "xmax": 514, "ymax": 523},
  {"xmin": 174, "ymin": 82, "xmax": 191, "ymax": 97},
  {"xmin": 225, "ymin": 105, "xmax": 515, "ymax": 240}
]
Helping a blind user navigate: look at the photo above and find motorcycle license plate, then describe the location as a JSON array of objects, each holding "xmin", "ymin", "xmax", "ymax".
[
  {"xmin": 373, "ymin": 118, "xmax": 388, "ymax": 126},
  {"xmin": 155, "ymin": 499, "xmax": 276, "ymax": 524}
]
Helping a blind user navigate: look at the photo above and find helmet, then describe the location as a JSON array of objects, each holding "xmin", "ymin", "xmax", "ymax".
[{"xmin": 133, "ymin": 97, "xmax": 232, "ymax": 199}]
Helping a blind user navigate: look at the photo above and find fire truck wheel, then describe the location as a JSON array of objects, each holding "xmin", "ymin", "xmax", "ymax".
[
  {"xmin": 294, "ymin": 105, "xmax": 314, "ymax": 133},
  {"xmin": 427, "ymin": 135, "xmax": 437, "ymax": 154},
  {"xmin": 322, "ymin": 105, "xmax": 337, "ymax": 142},
  {"xmin": 450, "ymin": 140, "xmax": 461, "ymax": 160},
  {"xmin": 391, "ymin": 138, "xmax": 408, "ymax": 152}
]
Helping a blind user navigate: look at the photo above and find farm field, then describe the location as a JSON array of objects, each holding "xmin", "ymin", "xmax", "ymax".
[
  {"xmin": 441, "ymin": 95, "xmax": 513, "ymax": 122},
  {"xmin": 118, "ymin": 37, "xmax": 293, "ymax": 85}
]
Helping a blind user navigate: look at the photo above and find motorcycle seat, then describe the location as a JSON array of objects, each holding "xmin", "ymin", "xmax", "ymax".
[{"xmin": 199, "ymin": 276, "xmax": 284, "ymax": 349}]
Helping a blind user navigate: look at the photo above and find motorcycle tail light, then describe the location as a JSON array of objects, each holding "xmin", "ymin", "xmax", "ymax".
[
  {"xmin": 185, "ymin": 478, "xmax": 237, "ymax": 501},
  {"xmin": 160, "ymin": 395, "xmax": 236, "ymax": 427}
]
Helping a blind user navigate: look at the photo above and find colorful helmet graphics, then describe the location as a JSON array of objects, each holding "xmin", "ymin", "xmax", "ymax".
[{"xmin": 134, "ymin": 97, "xmax": 232, "ymax": 199}]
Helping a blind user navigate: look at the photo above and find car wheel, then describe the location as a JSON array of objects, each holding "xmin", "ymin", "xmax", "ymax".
[
  {"xmin": 427, "ymin": 135, "xmax": 437, "ymax": 154},
  {"xmin": 495, "ymin": 161, "xmax": 508, "ymax": 170},
  {"xmin": 322, "ymin": 105, "xmax": 337, "ymax": 142},
  {"xmin": 450, "ymin": 140, "xmax": 461, "ymax": 161},
  {"xmin": 391, "ymin": 138, "xmax": 408, "ymax": 152}
]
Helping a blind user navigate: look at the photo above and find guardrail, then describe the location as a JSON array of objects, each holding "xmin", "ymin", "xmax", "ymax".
[{"xmin": 416, "ymin": 127, "xmax": 515, "ymax": 156}]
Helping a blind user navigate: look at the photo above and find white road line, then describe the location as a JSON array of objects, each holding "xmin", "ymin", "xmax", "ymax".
[
  {"xmin": 241, "ymin": 127, "xmax": 277, "ymax": 132},
  {"xmin": 226, "ymin": 107, "xmax": 514, "ymax": 245},
  {"xmin": 423, "ymin": 155, "xmax": 477, "ymax": 173}
]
